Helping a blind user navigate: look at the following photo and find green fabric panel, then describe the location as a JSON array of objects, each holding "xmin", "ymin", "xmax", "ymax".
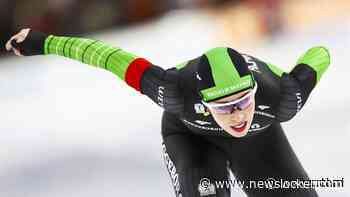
[
  {"xmin": 175, "ymin": 61, "xmax": 188, "ymax": 70},
  {"xmin": 205, "ymin": 47, "xmax": 240, "ymax": 88},
  {"xmin": 95, "ymin": 45, "xmax": 116, "ymax": 67},
  {"xmin": 107, "ymin": 50, "xmax": 138, "ymax": 80},
  {"xmin": 44, "ymin": 35, "xmax": 139, "ymax": 80},
  {"xmin": 44, "ymin": 35, "xmax": 54, "ymax": 54},
  {"xmin": 266, "ymin": 63, "xmax": 284, "ymax": 77},
  {"xmin": 296, "ymin": 46, "xmax": 330, "ymax": 83}
]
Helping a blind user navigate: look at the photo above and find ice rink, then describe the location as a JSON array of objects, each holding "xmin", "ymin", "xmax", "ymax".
[{"xmin": 0, "ymin": 10, "xmax": 349, "ymax": 197}]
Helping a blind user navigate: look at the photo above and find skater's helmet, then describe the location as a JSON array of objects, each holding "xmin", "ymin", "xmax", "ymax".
[{"xmin": 197, "ymin": 47, "xmax": 255, "ymax": 102}]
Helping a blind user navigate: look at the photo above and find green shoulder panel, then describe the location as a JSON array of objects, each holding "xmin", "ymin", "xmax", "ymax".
[
  {"xmin": 175, "ymin": 61, "xmax": 188, "ymax": 70},
  {"xmin": 266, "ymin": 62, "xmax": 284, "ymax": 77},
  {"xmin": 296, "ymin": 46, "xmax": 330, "ymax": 83}
]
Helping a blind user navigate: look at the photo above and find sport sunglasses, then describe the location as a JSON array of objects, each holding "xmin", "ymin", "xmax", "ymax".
[{"xmin": 202, "ymin": 84, "xmax": 257, "ymax": 114}]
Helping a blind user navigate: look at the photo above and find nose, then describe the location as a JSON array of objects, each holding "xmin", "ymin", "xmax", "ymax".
[{"xmin": 230, "ymin": 110, "xmax": 245, "ymax": 122}]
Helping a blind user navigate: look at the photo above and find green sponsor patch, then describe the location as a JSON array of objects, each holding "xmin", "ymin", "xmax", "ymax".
[{"xmin": 200, "ymin": 75, "xmax": 253, "ymax": 102}]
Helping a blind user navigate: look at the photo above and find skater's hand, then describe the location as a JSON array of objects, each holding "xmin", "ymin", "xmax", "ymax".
[
  {"xmin": 276, "ymin": 72, "xmax": 303, "ymax": 122},
  {"xmin": 276, "ymin": 65, "xmax": 316, "ymax": 122},
  {"xmin": 276, "ymin": 46, "xmax": 330, "ymax": 122},
  {"xmin": 5, "ymin": 28, "xmax": 48, "ymax": 56},
  {"xmin": 5, "ymin": 28, "xmax": 31, "ymax": 56}
]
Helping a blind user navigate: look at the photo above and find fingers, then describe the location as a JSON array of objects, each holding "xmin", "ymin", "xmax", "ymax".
[
  {"xmin": 16, "ymin": 28, "xmax": 31, "ymax": 43},
  {"xmin": 13, "ymin": 48, "xmax": 23, "ymax": 56},
  {"xmin": 6, "ymin": 38, "xmax": 22, "ymax": 56},
  {"xmin": 5, "ymin": 28, "xmax": 31, "ymax": 56},
  {"xmin": 5, "ymin": 37, "xmax": 13, "ymax": 51}
]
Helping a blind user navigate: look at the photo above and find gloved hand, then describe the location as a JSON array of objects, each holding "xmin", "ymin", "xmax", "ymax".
[
  {"xmin": 276, "ymin": 65, "xmax": 316, "ymax": 122},
  {"xmin": 276, "ymin": 46, "xmax": 330, "ymax": 122},
  {"xmin": 5, "ymin": 28, "xmax": 48, "ymax": 56}
]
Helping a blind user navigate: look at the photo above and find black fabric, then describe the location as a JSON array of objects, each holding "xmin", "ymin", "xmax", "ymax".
[
  {"xmin": 197, "ymin": 55, "xmax": 215, "ymax": 92},
  {"xmin": 276, "ymin": 64, "xmax": 316, "ymax": 122},
  {"xmin": 227, "ymin": 47, "xmax": 251, "ymax": 77},
  {"xmin": 276, "ymin": 73, "xmax": 301, "ymax": 122},
  {"xmin": 162, "ymin": 113, "xmax": 318, "ymax": 197},
  {"xmin": 140, "ymin": 66, "xmax": 185, "ymax": 114},
  {"xmin": 10, "ymin": 30, "xmax": 48, "ymax": 56},
  {"xmin": 162, "ymin": 126, "xmax": 231, "ymax": 197},
  {"xmin": 290, "ymin": 64, "xmax": 317, "ymax": 101}
]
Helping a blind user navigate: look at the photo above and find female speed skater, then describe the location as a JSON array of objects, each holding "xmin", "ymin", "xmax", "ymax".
[{"xmin": 6, "ymin": 28, "xmax": 330, "ymax": 197}]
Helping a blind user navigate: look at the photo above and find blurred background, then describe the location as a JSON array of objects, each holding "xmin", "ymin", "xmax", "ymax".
[{"xmin": 0, "ymin": 0, "xmax": 349, "ymax": 196}]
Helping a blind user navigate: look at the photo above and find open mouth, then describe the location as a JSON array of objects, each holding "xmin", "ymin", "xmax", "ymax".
[{"xmin": 230, "ymin": 121, "xmax": 247, "ymax": 133}]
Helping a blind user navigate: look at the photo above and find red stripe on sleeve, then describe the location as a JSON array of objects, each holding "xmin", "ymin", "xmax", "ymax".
[{"xmin": 125, "ymin": 58, "xmax": 152, "ymax": 92}]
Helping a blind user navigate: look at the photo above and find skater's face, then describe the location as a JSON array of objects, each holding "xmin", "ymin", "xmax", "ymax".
[{"xmin": 209, "ymin": 89, "xmax": 255, "ymax": 138}]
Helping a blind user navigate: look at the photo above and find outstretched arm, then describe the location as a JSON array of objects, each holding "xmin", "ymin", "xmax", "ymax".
[
  {"xmin": 264, "ymin": 47, "xmax": 331, "ymax": 122},
  {"xmin": 7, "ymin": 28, "xmax": 151, "ymax": 92},
  {"xmin": 6, "ymin": 29, "xmax": 184, "ymax": 113}
]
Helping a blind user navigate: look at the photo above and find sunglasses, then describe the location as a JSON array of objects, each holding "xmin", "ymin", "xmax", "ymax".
[{"xmin": 202, "ymin": 84, "xmax": 257, "ymax": 114}]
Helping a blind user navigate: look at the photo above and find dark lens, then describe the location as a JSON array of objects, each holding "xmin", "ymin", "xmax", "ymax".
[
  {"xmin": 236, "ymin": 95, "xmax": 252, "ymax": 110},
  {"xmin": 213, "ymin": 105, "xmax": 234, "ymax": 114}
]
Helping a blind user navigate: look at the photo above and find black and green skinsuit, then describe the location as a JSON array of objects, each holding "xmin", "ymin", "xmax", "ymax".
[{"xmin": 11, "ymin": 30, "xmax": 330, "ymax": 197}]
